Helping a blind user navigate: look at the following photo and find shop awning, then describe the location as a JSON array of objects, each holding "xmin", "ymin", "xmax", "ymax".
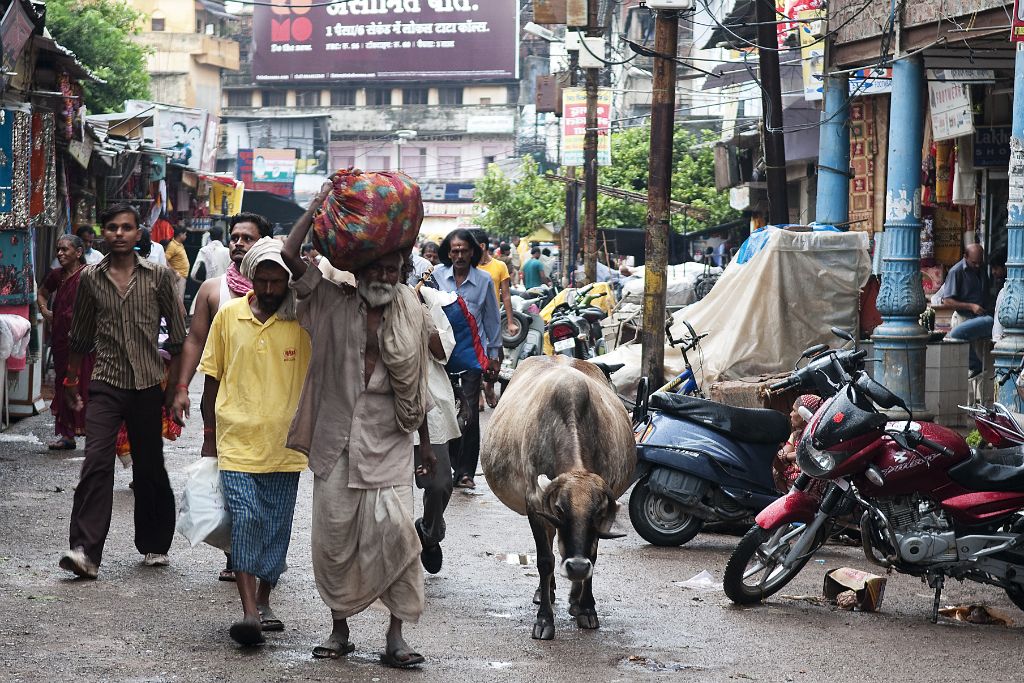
[
  {"xmin": 31, "ymin": 36, "xmax": 101, "ymax": 82},
  {"xmin": 241, "ymin": 191, "xmax": 306, "ymax": 230},
  {"xmin": 701, "ymin": 0, "xmax": 757, "ymax": 51}
]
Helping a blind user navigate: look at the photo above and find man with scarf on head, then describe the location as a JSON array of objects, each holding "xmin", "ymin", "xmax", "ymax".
[
  {"xmin": 172, "ymin": 212, "xmax": 271, "ymax": 582},
  {"xmin": 197, "ymin": 238, "xmax": 311, "ymax": 646},
  {"xmin": 283, "ymin": 173, "xmax": 437, "ymax": 669}
]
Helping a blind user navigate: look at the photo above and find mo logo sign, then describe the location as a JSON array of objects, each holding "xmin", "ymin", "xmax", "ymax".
[{"xmin": 270, "ymin": 0, "xmax": 314, "ymax": 42}]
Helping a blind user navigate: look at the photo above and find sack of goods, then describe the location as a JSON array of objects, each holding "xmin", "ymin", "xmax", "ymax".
[{"xmin": 311, "ymin": 168, "xmax": 423, "ymax": 271}]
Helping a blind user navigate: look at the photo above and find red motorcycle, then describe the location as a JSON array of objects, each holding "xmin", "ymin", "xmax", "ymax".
[
  {"xmin": 961, "ymin": 359, "xmax": 1024, "ymax": 447},
  {"xmin": 722, "ymin": 363, "xmax": 1024, "ymax": 622}
]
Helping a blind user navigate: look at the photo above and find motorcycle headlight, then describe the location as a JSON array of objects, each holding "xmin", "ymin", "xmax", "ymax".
[{"xmin": 796, "ymin": 437, "xmax": 837, "ymax": 478}]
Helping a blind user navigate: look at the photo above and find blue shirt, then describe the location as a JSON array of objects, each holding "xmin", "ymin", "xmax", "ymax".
[
  {"xmin": 522, "ymin": 258, "xmax": 546, "ymax": 289},
  {"xmin": 433, "ymin": 264, "xmax": 501, "ymax": 358}
]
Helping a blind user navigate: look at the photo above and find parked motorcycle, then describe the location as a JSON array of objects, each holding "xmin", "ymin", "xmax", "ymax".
[
  {"xmin": 722, "ymin": 362, "xmax": 1024, "ymax": 622},
  {"xmin": 629, "ymin": 328, "xmax": 867, "ymax": 546},
  {"xmin": 548, "ymin": 284, "xmax": 608, "ymax": 359},
  {"xmin": 498, "ymin": 286, "xmax": 557, "ymax": 392},
  {"xmin": 960, "ymin": 358, "xmax": 1024, "ymax": 447}
]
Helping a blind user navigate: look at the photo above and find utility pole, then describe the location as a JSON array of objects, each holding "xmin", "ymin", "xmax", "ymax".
[
  {"xmin": 640, "ymin": 9, "xmax": 678, "ymax": 389},
  {"xmin": 582, "ymin": 0, "xmax": 600, "ymax": 284},
  {"xmin": 565, "ymin": 50, "xmax": 580, "ymax": 287},
  {"xmin": 755, "ymin": 0, "xmax": 789, "ymax": 225}
]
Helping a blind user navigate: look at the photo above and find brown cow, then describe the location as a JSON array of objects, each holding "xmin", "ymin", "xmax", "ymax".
[{"xmin": 482, "ymin": 355, "xmax": 636, "ymax": 640}]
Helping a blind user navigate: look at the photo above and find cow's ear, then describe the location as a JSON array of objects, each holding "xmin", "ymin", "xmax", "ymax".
[
  {"xmin": 596, "ymin": 498, "xmax": 626, "ymax": 539},
  {"xmin": 596, "ymin": 528, "xmax": 627, "ymax": 540}
]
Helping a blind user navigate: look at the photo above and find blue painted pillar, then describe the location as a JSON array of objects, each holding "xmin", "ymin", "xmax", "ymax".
[
  {"xmin": 994, "ymin": 45, "xmax": 1024, "ymax": 408},
  {"xmin": 814, "ymin": 74, "xmax": 851, "ymax": 226},
  {"xmin": 872, "ymin": 56, "xmax": 928, "ymax": 413}
]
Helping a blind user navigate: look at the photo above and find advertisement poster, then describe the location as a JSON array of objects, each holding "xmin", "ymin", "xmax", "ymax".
[
  {"xmin": 927, "ymin": 76, "xmax": 974, "ymax": 142},
  {"xmin": 799, "ymin": 8, "xmax": 825, "ymax": 101},
  {"xmin": 253, "ymin": 0, "xmax": 519, "ymax": 83},
  {"xmin": 126, "ymin": 100, "xmax": 211, "ymax": 171},
  {"xmin": 253, "ymin": 148, "xmax": 297, "ymax": 183},
  {"xmin": 1013, "ymin": 0, "xmax": 1024, "ymax": 42},
  {"xmin": 560, "ymin": 88, "xmax": 611, "ymax": 167}
]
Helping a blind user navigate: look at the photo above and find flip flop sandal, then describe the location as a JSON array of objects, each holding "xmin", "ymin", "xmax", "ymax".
[
  {"xmin": 229, "ymin": 620, "xmax": 265, "ymax": 647},
  {"xmin": 380, "ymin": 650, "xmax": 425, "ymax": 668},
  {"xmin": 312, "ymin": 639, "xmax": 356, "ymax": 659},
  {"xmin": 218, "ymin": 569, "xmax": 236, "ymax": 582},
  {"xmin": 47, "ymin": 439, "xmax": 76, "ymax": 450},
  {"xmin": 258, "ymin": 607, "xmax": 285, "ymax": 632}
]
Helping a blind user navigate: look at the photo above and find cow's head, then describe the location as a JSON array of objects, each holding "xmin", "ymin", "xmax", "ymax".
[{"xmin": 531, "ymin": 471, "xmax": 626, "ymax": 582}]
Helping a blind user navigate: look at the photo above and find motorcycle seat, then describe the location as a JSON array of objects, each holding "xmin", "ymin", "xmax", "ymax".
[
  {"xmin": 648, "ymin": 392, "xmax": 790, "ymax": 445},
  {"xmin": 581, "ymin": 307, "xmax": 607, "ymax": 323},
  {"xmin": 949, "ymin": 446, "xmax": 1024, "ymax": 492}
]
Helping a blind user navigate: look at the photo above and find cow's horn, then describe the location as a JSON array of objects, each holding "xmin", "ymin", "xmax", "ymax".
[{"xmin": 536, "ymin": 474, "xmax": 552, "ymax": 491}]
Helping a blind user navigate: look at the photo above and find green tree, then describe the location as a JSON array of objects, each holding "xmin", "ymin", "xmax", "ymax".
[
  {"xmin": 474, "ymin": 127, "xmax": 736, "ymax": 238},
  {"xmin": 473, "ymin": 156, "xmax": 565, "ymax": 238},
  {"xmin": 597, "ymin": 125, "xmax": 737, "ymax": 230},
  {"xmin": 46, "ymin": 0, "xmax": 151, "ymax": 113}
]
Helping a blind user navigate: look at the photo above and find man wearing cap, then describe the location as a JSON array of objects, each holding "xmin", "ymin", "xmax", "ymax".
[
  {"xmin": 282, "ymin": 172, "xmax": 437, "ymax": 669},
  {"xmin": 197, "ymin": 237, "xmax": 311, "ymax": 646}
]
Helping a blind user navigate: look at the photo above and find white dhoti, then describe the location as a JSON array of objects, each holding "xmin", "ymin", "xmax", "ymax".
[{"xmin": 312, "ymin": 451, "xmax": 424, "ymax": 623}]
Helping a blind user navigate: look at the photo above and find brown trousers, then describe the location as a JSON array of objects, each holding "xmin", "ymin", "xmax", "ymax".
[{"xmin": 68, "ymin": 381, "xmax": 176, "ymax": 565}]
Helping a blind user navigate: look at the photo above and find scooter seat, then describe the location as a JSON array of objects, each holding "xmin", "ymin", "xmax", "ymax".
[
  {"xmin": 648, "ymin": 392, "xmax": 790, "ymax": 445},
  {"xmin": 949, "ymin": 446, "xmax": 1024, "ymax": 492},
  {"xmin": 581, "ymin": 307, "xmax": 607, "ymax": 323}
]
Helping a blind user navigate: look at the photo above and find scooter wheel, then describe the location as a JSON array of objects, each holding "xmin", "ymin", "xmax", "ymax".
[
  {"xmin": 723, "ymin": 523, "xmax": 823, "ymax": 605},
  {"xmin": 628, "ymin": 476, "xmax": 704, "ymax": 547}
]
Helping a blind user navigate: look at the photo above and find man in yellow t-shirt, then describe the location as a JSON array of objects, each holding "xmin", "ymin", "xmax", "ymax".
[
  {"xmin": 197, "ymin": 238, "xmax": 311, "ymax": 647},
  {"xmin": 472, "ymin": 230, "xmax": 516, "ymax": 407},
  {"xmin": 164, "ymin": 226, "xmax": 191, "ymax": 301}
]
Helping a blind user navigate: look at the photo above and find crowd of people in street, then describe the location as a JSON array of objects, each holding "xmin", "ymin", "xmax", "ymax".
[{"xmin": 46, "ymin": 172, "xmax": 532, "ymax": 669}]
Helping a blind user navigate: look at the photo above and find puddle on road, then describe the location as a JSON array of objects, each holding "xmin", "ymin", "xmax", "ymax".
[
  {"xmin": 491, "ymin": 552, "xmax": 534, "ymax": 566},
  {"xmin": 619, "ymin": 655, "xmax": 703, "ymax": 673}
]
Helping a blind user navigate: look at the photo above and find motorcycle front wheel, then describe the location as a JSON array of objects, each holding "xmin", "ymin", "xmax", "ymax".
[
  {"xmin": 723, "ymin": 522, "xmax": 824, "ymax": 604},
  {"xmin": 628, "ymin": 477, "xmax": 704, "ymax": 546}
]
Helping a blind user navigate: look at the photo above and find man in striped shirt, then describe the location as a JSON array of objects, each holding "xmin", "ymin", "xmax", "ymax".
[{"xmin": 58, "ymin": 203, "xmax": 186, "ymax": 579}]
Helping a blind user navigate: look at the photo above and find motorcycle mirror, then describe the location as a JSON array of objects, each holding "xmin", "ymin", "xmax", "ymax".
[
  {"xmin": 800, "ymin": 343, "xmax": 829, "ymax": 359},
  {"xmin": 831, "ymin": 327, "xmax": 855, "ymax": 342}
]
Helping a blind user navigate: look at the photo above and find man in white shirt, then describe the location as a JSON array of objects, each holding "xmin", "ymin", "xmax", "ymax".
[{"xmin": 191, "ymin": 226, "xmax": 231, "ymax": 282}]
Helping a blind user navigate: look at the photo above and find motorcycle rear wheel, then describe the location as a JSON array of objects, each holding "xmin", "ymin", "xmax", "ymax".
[
  {"xmin": 628, "ymin": 477, "xmax": 704, "ymax": 546},
  {"xmin": 723, "ymin": 523, "xmax": 823, "ymax": 604}
]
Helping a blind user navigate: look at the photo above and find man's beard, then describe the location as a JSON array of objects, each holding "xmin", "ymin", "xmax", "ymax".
[
  {"xmin": 256, "ymin": 291, "xmax": 297, "ymax": 321},
  {"xmin": 358, "ymin": 279, "xmax": 397, "ymax": 308}
]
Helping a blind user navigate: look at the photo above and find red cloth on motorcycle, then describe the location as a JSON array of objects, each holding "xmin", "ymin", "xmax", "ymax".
[
  {"xmin": 311, "ymin": 168, "xmax": 423, "ymax": 271},
  {"xmin": 649, "ymin": 393, "xmax": 790, "ymax": 444}
]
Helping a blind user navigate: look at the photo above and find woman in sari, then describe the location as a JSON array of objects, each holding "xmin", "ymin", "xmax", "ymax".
[{"xmin": 38, "ymin": 234, "xmax": 95, "ymax": 450}]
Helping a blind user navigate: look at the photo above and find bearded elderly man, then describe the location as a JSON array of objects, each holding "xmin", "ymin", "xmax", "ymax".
[{"xmin": 282, "ymin": 179, "xmax": 437, "ymax": 669}]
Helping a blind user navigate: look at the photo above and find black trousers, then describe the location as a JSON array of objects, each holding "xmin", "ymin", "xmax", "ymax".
[
  {"xmin": 415, "ymin": 442, "xmax": 453, "ymax": 547},
  {"xmin": 68, "ymin": 381, "xmax": 176, "ymax": 565},
  {"xmin": 449, "ymin": 370, "xmax": 482, "ymax": 484}
]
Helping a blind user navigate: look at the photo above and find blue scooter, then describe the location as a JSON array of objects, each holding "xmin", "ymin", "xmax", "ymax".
[{"xmin": 628, "ymin": 328, "xmax": 865, "ymax": 546}]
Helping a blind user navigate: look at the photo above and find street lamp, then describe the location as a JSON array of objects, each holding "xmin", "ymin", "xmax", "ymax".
[{"xmin": 394, "ymin": 129, "xmax": 417, "ymax": 172}]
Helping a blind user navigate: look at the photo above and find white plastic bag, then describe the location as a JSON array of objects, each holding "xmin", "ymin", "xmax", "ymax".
[{"xmin": 175, "ymin": 458, "xmax": 231, "ymax": 552}]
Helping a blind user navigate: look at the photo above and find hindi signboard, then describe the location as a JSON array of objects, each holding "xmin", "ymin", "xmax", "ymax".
[
  {"xmin": 560, "ymin": 88, "xmax": 611, "ymax": 167},
  {"xmin": 253, "ymin": 0, "xmax": 519, "ymax": 83},
  {"xmin": 1013, "ymin": 0, "xmax": 1024, "ymax": 42}
]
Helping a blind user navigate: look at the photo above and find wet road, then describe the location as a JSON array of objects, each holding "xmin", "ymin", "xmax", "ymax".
[{"xmin": 2, "ymin": 386, "xmax": 1024, "ymax": 682}]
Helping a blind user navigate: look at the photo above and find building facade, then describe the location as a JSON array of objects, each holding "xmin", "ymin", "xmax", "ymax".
[{"xmin": 126, "ymin": 0, "xmax": 240, "ymax": 114}]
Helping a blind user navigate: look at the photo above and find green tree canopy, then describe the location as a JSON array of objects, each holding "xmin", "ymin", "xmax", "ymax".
[
  {"xmin": 46, "ymin": 0, "xmax": 151, "ymax": 113},
  {"xmin": 473, "ymin": 155, "xmax": 565, "ymax": 238},
  {"xmin": 474, "ymin": 126, "xmax": 737, "ymax": 238}
]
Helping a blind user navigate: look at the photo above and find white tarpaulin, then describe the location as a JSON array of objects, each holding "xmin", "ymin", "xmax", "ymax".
[
  {"xmin": 619, "ymin": 262, "xmax": 723, "ymax": 308},
  {"xmin": 665, "ymin": 227, "xmax": 871, "ymax": 384}
]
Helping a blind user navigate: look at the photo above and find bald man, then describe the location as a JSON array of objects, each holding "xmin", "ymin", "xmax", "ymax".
[{"xmin": 941, "ymin": 243, "xmax": 994, "ymax": 379}]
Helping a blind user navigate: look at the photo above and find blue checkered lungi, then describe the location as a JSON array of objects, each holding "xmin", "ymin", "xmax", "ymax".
[{"xmin": 220, "ymin": 471, "xmax": 300, "ymax": 586}]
